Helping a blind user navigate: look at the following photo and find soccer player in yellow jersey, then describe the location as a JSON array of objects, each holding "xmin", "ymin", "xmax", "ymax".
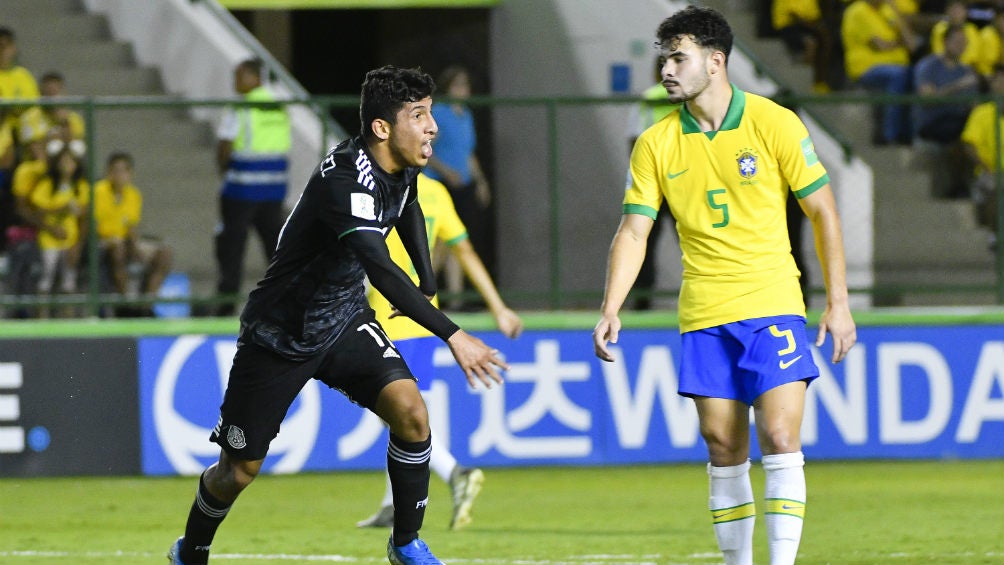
[
  {"xmin": 358, "ymin": 172, "xmax": 522, "ymax": 531},
  {"xmin": 593, "ymin": 7, "xmax": 856, "ymax": 565}
]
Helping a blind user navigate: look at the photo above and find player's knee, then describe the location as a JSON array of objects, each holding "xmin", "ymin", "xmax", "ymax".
[
  {"xmin": 389, "ymin": 400, "xmax": 429, "ymax": 442},
  {"xmin": 215, "ymin": 457, "xmax": 262, "ymax": 495},
  {"xmin": 760, "ymin": 425, "xmax": 801, "ymax": 455},
  {"xmin": 700, "ymin": 428, "xmax": 748, "ymax": 464}
]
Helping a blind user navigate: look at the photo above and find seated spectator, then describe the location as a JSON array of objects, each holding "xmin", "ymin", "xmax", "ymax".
[
  {"xmin": 929, "ymin": 0, "xmax": 983, "ymax": 66},
  {"xmin": 93, "ymin": 151, "xmax": 172, "ymax": 315},
  {"xmin": 962, "ymin": 64, "xmax": 1004, "ymax": 236},
  {"xmin": 913, "ymin": 24, "xmax": 981, "ymax": 197},
  {"xmin": 38, "ymin": 71, "xmax": 84, "ymax": 143},
  {"xmin": 974, "ymin": 8, "xmax": 1004, "ymax": 78},
  {"xmin": 29, "ymin": 139, "xmax": 88, "ymax": 317},
  {"xmin": 773, "ymin": 0, "xmax": 835, "ymax": 92},
  {"xmin": 842, "ymin": 0, "xmax": 917, "ymax": 144},
  {"xmin": 5, "ymin": 126, "xmax": 50, "ymax": 316},
  {"xmin": 913, "ymin": 24, "xmax": 981, "ymax": 143},
  {"xmin": 0, "ymin": 108, "xmax": 16, "ymax": 248}
]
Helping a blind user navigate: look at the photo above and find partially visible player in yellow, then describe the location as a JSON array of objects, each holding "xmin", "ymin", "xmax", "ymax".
[
  {"xmin": 359, "ymin": 172, "xmax": 522, "ymax": 531},
  {"xmin": 593, "ymin": 7, "xmax": 855, "ymax": 565}
]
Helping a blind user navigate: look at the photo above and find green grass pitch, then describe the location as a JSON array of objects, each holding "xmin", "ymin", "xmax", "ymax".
[{"xmin": 1, "ymin": 460, "xmax": 1001, "ymax": 564}]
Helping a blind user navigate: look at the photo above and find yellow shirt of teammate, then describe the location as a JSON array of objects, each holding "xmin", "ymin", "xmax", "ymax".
[
  {"xmin": 93, "ymin": 178, "xmax": 142, "ymax": 241},
  {"xmin": 368, "ymin": 174, "xmax": 468, "ymax": 340},
  {"xmin": 625, "ymin": 85, "xmax": 828, "ymax": 332}
]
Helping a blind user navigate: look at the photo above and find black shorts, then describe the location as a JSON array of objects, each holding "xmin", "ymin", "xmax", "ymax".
[{"xmin": 210, "ymin": 311, "xmax": 414, "ymax": 460}]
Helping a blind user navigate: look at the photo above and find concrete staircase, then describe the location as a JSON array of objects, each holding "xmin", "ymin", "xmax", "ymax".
[
  {"xmin": 7, "ymin": 0, "xmax": 269, "ymax": 300},
  {"xmin": 700, "ymin": 0, "xmax": 996, "ymax": 305}
]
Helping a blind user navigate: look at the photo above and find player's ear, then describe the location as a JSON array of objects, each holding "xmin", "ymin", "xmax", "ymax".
[
  {"xmin": 370, "ymin": 118, "xmax": 392, "ymax": 141},
  {"xmin": 709, "ymin": 50, "xmax": 727, "ymax": 75}
]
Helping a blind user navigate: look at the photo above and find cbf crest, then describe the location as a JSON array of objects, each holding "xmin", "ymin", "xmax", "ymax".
[{"xmin": 736, "ymin": 148, "xmax": 758, "ymax": 179}]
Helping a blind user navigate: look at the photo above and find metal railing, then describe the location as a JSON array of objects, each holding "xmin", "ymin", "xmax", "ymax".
[{"xmin": 1, "ymin": 90, "xmax": 1002, "ymax": 317}]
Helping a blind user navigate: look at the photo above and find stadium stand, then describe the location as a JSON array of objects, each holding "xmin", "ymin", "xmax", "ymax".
[{"xmin": 5, "ymin": 0, "xmax": 255, "ymax": 303}]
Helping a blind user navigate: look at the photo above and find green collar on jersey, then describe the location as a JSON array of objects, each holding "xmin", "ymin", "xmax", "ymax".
[{"xmin": 680, "ymin": 84, "xmax": 745, "ymax": 140}]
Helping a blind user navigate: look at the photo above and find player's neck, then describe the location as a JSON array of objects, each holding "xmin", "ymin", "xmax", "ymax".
[
  {"xmin": 365, "ymin": 139, "xmax": 404, "ymax": 176},
  {"xmin": 683, "ymin": 79, "xmax": 732, "ymax": 132}
]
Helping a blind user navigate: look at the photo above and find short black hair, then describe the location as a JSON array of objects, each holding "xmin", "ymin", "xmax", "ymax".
[
  {"xmin": 237, "ymin": 57, "xmax": 263, "ymax": 78},
  {"xmin": 41, "ymin": 71, "xmax": 64, "ymax": 84},
  {"xmin": 106, "ymin": 151, "xmax": 133, "ymax": 169},
  {"xmin": 359, "ymin": 65, "xmax": 436, "ymax": 140},
  {"xmin": 656, "ymin": 5, "xmax": 733, "ymax": 62},
  {"xmin": 0, "ymin": 27, "xmax": 14, "ymax": 42}
]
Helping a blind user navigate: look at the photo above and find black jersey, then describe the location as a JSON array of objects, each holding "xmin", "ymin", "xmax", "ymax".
[{"xmin": 239, "ymin": 136, "xmax": 448, "ymax": 360}]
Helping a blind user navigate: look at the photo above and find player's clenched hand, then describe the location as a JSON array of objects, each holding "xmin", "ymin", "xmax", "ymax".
[
  {"xmin": 816, "ymin": 304, "xmax": 856, "ymax": 363},
  {"xmin": 493, "ymin": 306, "xmax": 524, "ymax": 339},
  {"xmin": 593, "ymin": 314, "xmax": 621, "ymax": 362},
  {"xmin": 446, "ymin": 330, "xmax": 508, "ymax": 389}
]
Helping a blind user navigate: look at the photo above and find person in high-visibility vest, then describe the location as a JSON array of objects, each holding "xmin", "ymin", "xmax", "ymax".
[{"xmin": 213, "ymin": 57, "xmax": 291, "ymax": 315}]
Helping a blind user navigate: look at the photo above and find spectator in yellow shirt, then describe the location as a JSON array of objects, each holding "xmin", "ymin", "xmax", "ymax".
[
  {"xmin": 30, "ymin": 139, "xmax": 88, "ymax": 316},
  {"xmin": 93, "ymin": 152, "xmax": 172, "ymax": 312},
  {"xmin": 773, "ymin": 0, "xmax": 834, "ymax": 91},
  {"xmin": 962, "ymin": 64, "xmax": 1004, "ymax": 234},
  {"xmin": 0, "ymin": 27, "xmax": 40, "ymax": 145},
  {"xmin": 842, "ymin": 0, "xmax": 916, "ymax": 144},
  {"xmin": 38, "ymin": 71, "xmax": 85, "ymax": 142},
  {"xmin": 974, "ymin": 9, "xmax": 1004, "ymax": 78}
]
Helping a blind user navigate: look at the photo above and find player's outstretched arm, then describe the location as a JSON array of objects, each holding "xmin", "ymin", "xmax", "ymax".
[
  {"xmin": 797, "ymin": 184, "xmax": 857, "ymax": 363},
  {"xmin": 593, "ymin": 213, "xmax": 653, "ymax": 362},
  {"xmin": 449, "ymin": 239, "xmax": 523, "ymax": 338}
]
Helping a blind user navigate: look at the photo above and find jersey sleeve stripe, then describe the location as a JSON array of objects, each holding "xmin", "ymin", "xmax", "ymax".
[
  {"xmin": 792, "ymin": 173, "xmax": 830, "ymax": 199},
  {"xmin": 623, "ymin": 203, "xmax": 659, "ymax": 220},
  {"xmin": 444, "ymin": 232, "xmax": 469, "ymax": 246}
]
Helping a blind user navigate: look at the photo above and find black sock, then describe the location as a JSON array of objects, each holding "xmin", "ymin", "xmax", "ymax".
[
  {"xmin": 180, "ymin": 472, "xmax": 232, "ymax": 565},
  {"xmin": 387, "ymin": 432, "xmax": 431, "ymax": 547}
]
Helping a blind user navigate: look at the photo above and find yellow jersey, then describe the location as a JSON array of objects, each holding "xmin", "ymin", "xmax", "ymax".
[
  {"xmin": 974, "ymin": 26, "xmax": 1002, "ymax": 77},
  {"xmin": 93, "ymin": 179, "xmax": 142, "ymax": 240},
  {"xmin": 842, "ymin": 0, "xmax": 911, "ymax": 81},
  {"xmin": 961, "ymin": 101, "xmax": 1004, "ymax": 174},
  {"xmin": 0, "ymin": 65, "xmax": 40, "ymax": 133},
  {"xmin": 625, "ymin": 86, "xmax": 829, "ymax": 333},
  {"xmin": 12, "ymin": 159, "xmax": 47, "ymax": 199},
  {"xmin": 772, "ymin": 0, "xmax": 821, "ymax": 30},
  {"xmin": 30, "ymin": 177, "xmax": 89, "ymax": 251},
  {"xmin": 368, "ymin": 174, "xmax": 468, "ymax": 340}
]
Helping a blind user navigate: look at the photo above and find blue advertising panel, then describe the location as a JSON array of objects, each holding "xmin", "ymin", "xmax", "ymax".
[{"xmin": 138, "ymin": 326, "xmax": 1004, "ymax": 475}]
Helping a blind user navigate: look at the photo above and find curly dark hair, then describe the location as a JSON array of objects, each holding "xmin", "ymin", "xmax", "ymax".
[
  {"xmin": 359, "ymin": 65, "xmax": 436, "ymax": 140},
  {"xmin": 656, "ymin": 5, "xmax": 733, "ymax": 62}
]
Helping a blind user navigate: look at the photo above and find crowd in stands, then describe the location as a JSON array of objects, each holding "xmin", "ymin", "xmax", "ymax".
[
  {"xmin": 770, "ymin": 0, "xmax": 1004, "ymax": 238},
  {"xmin": 0, "ymin": 26, "xmax": 171, "ymax": 319}
]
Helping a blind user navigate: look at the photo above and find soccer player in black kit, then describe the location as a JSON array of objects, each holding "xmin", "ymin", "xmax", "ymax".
[{"xmin": 168, "ymin": 66, "xmax": 507, "ymax": 565}]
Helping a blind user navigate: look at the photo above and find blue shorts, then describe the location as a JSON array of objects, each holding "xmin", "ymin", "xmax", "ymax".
[{"xmin": 678, "ymin": 315, "xmax": 819, "ymax": 405}]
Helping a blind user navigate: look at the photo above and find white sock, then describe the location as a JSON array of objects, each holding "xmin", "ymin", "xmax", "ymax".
[
  {"xmin": 380, "ymin": 472, "xmax": 394, "ymax": 507},
  {"xmin": 763, "ymin": 451, "xmax": 806, "ymax": 565},
  {"xmin": 708, "ymin": 460, "xmax": 755, "ymax": 565},
  {"xmin": 429, "ymin": 433, "xmax": 457, "ymax": 483}
]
